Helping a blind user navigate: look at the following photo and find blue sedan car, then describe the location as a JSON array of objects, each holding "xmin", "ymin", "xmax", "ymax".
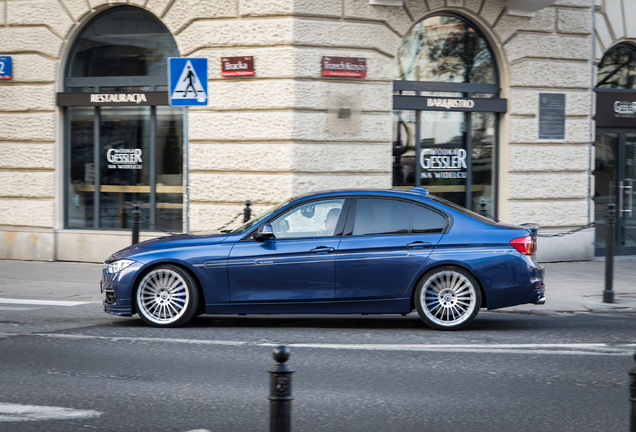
[{"xmin": 101, "ymin": 188, "xmax": 545, "ymax": 330}]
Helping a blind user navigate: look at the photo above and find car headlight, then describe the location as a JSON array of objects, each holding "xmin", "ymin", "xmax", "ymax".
[{"xmin": 104, "ymin": 259, "xmax": 135, "ymax": 274}]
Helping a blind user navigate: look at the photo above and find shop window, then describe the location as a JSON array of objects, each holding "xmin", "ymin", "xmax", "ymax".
[
  {"xmin": 393, "ymin": 13, "xmax": 502, "ymax": 217},
  {"xmin": 64, "ymin": 7, "xmax": 183, "ymax": 232}
]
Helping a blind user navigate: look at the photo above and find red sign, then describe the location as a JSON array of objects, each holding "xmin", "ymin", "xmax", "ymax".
[
  {"xmin": 221, "ymin": 56, "xmax": 254, "ymax": 77},
  {"xmin": 321, "ymin": 56, "xmax": 366, "ymax": 78}
]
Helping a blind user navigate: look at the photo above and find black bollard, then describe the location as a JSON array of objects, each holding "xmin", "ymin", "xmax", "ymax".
[
  {"xmin": 479, "ymin": 200, "xmax": 488, "ymax": 217},
  {"xmin": 604, "ymin": 203, "xmax": 616, "ymax": 303},
  {"xmin": 131, "ymin": 203, "xmax": 141, "ymax": 245},
  {"xmin": 269, "ymin": 345, "xmax": 294, "ymax": 432},
  {"xmin": 244, "ymin": 200, "xmax": 252, "ymax": 223},
  {"xmin": 630, "ymin": 352, "xmax": 636, "ymax": 432}
]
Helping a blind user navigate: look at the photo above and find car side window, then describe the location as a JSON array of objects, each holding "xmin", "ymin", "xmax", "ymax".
[
  {"xmin": 352, "ymin": 198, "xmax": 412, "ymax": 236},
  {"xmin": 412, "ymin": 205, "xmax": 447, "ymax": 233},
  {"xmin": 270, "ymin": 199, "xmax": 345, "ymax": 239}
]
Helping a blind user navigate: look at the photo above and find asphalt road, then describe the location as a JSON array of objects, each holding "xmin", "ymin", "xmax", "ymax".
[{"xmin": 0, "ymin": 301, "xmax": 635, "ymax": 432}]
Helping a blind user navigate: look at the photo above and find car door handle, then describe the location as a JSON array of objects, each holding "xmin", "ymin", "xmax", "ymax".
[
  {"xmin": 407, "ymin": 242, "xmax": 432, "ymax": 249},
  {"xmin": 310, "ymin": 247, "xmax": 335, "ymax": 254}
]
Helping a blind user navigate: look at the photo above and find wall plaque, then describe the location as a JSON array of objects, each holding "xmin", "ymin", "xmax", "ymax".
[
  {"xmin": 221, "ymin": 56, "xmax": 255, "ymax": 77},
  {"xmin": 539, "ymin": 93, "xmax": 566, "ymax": 139}
]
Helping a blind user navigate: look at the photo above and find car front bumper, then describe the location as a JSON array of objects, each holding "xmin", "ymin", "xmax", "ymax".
[{"xmin": 101, "ymin": 261, "xmax": 143, "ymax": 317}]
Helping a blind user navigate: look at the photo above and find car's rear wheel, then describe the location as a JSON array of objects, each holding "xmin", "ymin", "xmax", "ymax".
[
  {"xmin": 415, "ymin": 266, "xmax": 481, "ymax": 330},
  {"xmin": 135, "ymin": 265, "xmax": 199, "ymax": 327}
]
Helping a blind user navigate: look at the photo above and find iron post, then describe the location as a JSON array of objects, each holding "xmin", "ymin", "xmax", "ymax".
[
  {"xmin": 269, "ymin": 345, "xmax": 293, "ymax": 432},
  {"xmin": 604, "ymin": 203, "xmax": 616, "ymax": 303},
  {"xmin": 131, "ymin": 202, "xmax": 141, "ymax": 245},
  {"xmin": 479, "ymin": 200, "xmax": 488, "ymax": 217},
  {"xmin": 630, "ymin": 352, "xmax": 636, "ymax": 432},
  {"xmin": 244, "ymin": 200, "xmax": 252, "ymax": 223}
]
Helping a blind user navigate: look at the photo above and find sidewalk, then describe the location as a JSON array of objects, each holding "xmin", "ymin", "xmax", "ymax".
[{"xmin": 0, "ymin": 258, "xmax": 635, "ymax": 314}]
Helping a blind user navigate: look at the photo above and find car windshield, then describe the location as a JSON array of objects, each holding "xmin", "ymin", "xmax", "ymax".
[{"xmin": 230, "ymin": 199, "xmax": 292, "ymax": 234}]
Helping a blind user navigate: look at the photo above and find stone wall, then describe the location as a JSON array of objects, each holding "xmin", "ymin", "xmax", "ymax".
[{"xmin": 0, "ymin": 0, "xmax": 597, "ymax": 261}]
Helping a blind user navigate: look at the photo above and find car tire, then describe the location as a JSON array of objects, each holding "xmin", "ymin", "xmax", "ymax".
[
  {"xmin": 135, "ymin": 265, "xmax": 200, "ymax": 328},
  {"xmin": 414, "ymin": 266, "xmax": 482, "ymax": 330}
]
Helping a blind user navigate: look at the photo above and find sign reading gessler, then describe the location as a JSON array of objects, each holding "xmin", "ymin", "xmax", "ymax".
[
  {"xmin": 321, "ymin": 57, "xmax": 366, "ymax": 78},
  {"xmin": 595, "ymin": 90, "xmax": 636, "ymax": 128},
  {"xmin": 221, "ymin": 56, "xmax": 254, "ymax": 77},
  {"xmin": 420, "ymin": 148, "xmax": 467, "ymax": 179}
]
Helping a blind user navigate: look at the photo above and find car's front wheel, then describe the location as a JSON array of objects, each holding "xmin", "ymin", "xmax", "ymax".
[
  {"xmin": 135, "ymin": 265, "xmax": 199, "ymax": 327},
  {"xmin": 415, "ymin": 266, "xmax": 481, "ymax": 330}
]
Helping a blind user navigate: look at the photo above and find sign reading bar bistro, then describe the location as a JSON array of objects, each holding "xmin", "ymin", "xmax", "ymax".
[
  {"xmin": 57, "ymin": 92, "xmax": 168, "ymax": 106},
  {"xmin": 393, "ymin": 94, "xmax": 507, "ymax": 112}
]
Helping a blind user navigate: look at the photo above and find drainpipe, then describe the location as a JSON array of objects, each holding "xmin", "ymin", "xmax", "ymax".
[{"xmin": 588, "ymin": 0, "xmax": 596, "ymax": 227}]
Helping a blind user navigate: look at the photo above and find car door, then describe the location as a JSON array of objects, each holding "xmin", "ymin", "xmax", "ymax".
[
  {"xmin": 336, "ymin": 198, "xmax": 446, "ymax": 300},
  {"xmin": 228, "ymin": 198, "xmax": 347, "ymax": 302}
]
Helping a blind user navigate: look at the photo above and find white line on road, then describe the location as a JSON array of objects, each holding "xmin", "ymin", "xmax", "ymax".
[
  {"xmin": 0, "ymin": 403, "xmax": 102, "ymax": 422},
  {"xmin": 0, "ymin": 298, "xmax": 92, "ymax": 307},
  {"xmin": 28, "ymin": 333, "xmax": 636, "ymax": 356}
]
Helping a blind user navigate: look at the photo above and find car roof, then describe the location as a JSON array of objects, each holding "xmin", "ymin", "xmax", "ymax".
[{"xmin": 290, "ymin": 187, "xmax": 431, "ymax": 202}]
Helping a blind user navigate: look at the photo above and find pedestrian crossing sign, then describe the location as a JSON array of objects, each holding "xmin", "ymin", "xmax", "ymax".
[{"xmin": 168, "ymin": 58, "xmax": 208, "ymax": 106}]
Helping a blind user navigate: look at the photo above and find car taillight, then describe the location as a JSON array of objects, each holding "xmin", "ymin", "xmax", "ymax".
[{"xmin": 510, "ymin": 236, "xmax": 536, "ymax": 255}]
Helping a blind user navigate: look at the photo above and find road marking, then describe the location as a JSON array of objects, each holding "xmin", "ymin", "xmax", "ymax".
[
  {"xmin": 0, "ymin": 298, "xmax": 92, "ymax": 307},
  {"xmin": 0, "ymin": 403, "xmax": 102, "ymax": 422},
  {"xmin": 28, "ymin": 334, "xmax": 636, "ymax": 356}
]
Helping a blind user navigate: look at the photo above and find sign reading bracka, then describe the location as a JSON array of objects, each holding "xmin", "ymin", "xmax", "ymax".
[
  {"xmin": 221, "ymin": 56, "xmax": 255, "ymax": 77},
  {"xmin": 322, "ymin": 56, "xmax": 366, "ymax": 78}
]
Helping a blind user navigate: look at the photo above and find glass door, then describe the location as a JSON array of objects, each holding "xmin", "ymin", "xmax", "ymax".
[{"xmin": 594, "ymin": 132, "xmax": 636, "ymax": 255}]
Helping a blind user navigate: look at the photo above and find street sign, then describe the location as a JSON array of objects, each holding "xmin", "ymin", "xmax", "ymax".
[
  {"xmin": 0, "ymin": 56, "xmax": 12, "ymax": 80},
  {"xmin": 168, "ymin": 58, "xmax": 208, "ymax": 106}
]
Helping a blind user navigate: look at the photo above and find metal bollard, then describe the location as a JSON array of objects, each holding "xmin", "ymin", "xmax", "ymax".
[
  {"xmin": 630, "ymin": 352, "xmax": 636, "ymax": 432},
  {"xmin": 269, "ymin": 345, "xmax": 294, "ymax": 432},
  {"xmin": 604, "ymin": 203, "xmax": 616, "ymax": 303},
  {"xmin": 131, "ymin": 203, "xmax": 141, "ymax": 245},
  {"xmin": 244, "ymin": 200, "xmax": 252, "ymax": 223},
  {"xmin": 479, "ymin": 200, "xmax": 488, "ymax": 217}
]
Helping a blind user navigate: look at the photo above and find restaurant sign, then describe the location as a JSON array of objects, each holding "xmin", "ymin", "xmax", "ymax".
[
  {"xmin": 57, "ymin": 92, "xmax": 168, "ymax": 106},
  {"xmin": 595, "ymin": 90, "xmax": 636, "ymax": 128},
  {"xmin": 107, "ymin": 149, "xmax": 143, "ymax": 170},
  {"xmin": 321, "ymin": 56, "xmax": 367, "ymax": 78},
  {"xmin": 419, "ymin": 148, "xmax": 468, "ymax": 179},
  {"xmin": 221, "ymin": 56, "xmax": 255, "ymax": 77}
]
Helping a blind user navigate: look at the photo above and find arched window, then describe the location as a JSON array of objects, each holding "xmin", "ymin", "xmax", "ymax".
[
  {"xmin": 597, "ymin": 44, "xmax": 636, "ymax": 89},
  {"xmin": 62, "ymin": 7, "xmax": 184, "ymax": 232},
  {"xmin": 396, "ymin": 15, "xmax": 497, "ymax": 84},
  {"xmin": 392, "ymin": 14, "xmax": 503, "ymax": 217}
]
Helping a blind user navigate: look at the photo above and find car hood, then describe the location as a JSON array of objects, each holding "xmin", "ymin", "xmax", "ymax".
[{"xmin": 105, "ymin": 232, "xmax": 229, "ymax": 262}]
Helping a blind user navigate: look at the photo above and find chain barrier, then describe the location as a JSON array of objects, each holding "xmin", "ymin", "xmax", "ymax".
[
  {"xmin": 216, "ymin": 212, "xmax": 244, "ymax": 232},
  {"xmin": 139, "ymin": 215, "xmax": 179, "ymax": 236},
  {"xmin": 537, "ymin": 222, "xmax": 596, "ymax": 238}
]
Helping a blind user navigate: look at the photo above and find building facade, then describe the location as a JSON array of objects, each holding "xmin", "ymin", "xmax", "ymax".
[{"xmin": 0, "ymin": 0, "xmax": 630, "ymax": 263}]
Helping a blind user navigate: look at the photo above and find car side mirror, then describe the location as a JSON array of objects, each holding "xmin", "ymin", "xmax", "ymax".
[{"xmin": 254, "ymin": 224, "xmax": 275, "ymax": 241}]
